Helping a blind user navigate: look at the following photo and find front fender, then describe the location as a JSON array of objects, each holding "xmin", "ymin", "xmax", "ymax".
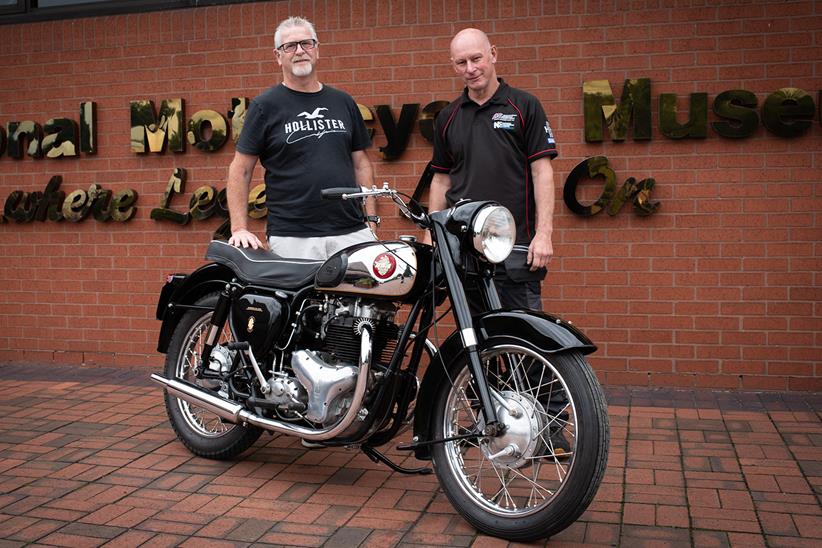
[
  {"xmin": 156, "ymin": 262, "xmax": 234, "ymax": 353},
  {"xmin": 411, "ymin": 309, "xmax": 596, "ymax": 460}
]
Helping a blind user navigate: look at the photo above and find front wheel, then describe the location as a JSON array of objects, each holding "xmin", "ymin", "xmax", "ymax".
[
  {"xmin": 431, "ymin": 345, "xmax": 609, "ymax": 541},
  {"xmin": 163, "ymin": 293, "xmax": 262, "ymax": 459}
]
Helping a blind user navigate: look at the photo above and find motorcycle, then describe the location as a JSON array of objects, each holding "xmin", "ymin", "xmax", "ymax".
[{"xmin": 151, "ymin": 184, "xmax": 609, "ymax": 541}]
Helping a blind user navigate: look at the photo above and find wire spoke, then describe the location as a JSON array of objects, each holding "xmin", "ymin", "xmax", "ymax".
[
  {"xmin": 441, "ymin": 345, "xmax": 578, "ymax": 516},
  {"xmin": 175, "ymin": 313, "xmax": 235, "ymax": 438},
  {"xmin": 489, "ymin": 465, "xmax": 517, "ymax": 509}
]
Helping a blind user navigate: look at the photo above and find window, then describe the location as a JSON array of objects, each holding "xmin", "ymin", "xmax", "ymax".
[
  {"xmin": 38, "ymin": 0, "xmax": 107, "ymax": 6},
  {"xmin": 0, "ymin": 0, "xmax": 24, "ymax": 16},
  {"xmin": 1, "ymin": 0, "xmax": 262, "ymax": 23}
]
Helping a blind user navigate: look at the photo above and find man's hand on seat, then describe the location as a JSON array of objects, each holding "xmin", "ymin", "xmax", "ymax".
[{"xmin": 228, "ymin": 228, "xmax": 263, "ymax": 249}]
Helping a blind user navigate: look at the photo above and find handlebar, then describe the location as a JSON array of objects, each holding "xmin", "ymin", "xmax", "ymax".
[
  {"xmin": 320, "ymin": 183, "xmax": 429, "ymax": 228},
  {"xmin": 320, "ymin": 187, "xmax": 354, "ymax": 200}
]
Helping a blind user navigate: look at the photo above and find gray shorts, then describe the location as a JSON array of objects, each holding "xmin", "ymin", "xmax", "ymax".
[{"xmin": 267, "ymin": 227, "xmax": 375, "ymax": 260}]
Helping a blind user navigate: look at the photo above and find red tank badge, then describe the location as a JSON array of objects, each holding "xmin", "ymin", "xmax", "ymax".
[{"xmin": 372, "ymin": 253, "xmax": 397, "ymax": 279}]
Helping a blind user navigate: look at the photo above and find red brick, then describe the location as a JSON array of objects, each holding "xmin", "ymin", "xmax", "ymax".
[{"xmin": 0, "ymin": 0, "xmax": 819, "ymax": 462}]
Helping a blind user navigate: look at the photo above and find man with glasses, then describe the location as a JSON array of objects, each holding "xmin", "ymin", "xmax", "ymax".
[{"xmin": 227, "ymin": 16, "xmax": 377, "ymax": 258}]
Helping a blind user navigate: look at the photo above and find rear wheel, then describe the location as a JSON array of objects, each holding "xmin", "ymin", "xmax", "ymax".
[
  {"xmin": 431, "ymin": 344, "xmax": 609, "ymax": 541},
  {"xmin": 163, "ymin": 293, "xmax": 261, "ymax": 459}
]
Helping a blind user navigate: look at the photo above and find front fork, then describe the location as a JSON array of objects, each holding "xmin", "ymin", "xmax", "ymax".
[{"xmin": 432, "ymin": 223, "xmax": 502, "ymax": 435}]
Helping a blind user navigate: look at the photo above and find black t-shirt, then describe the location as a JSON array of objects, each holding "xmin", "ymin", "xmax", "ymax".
[
  {"xmin": 431, "ymin": 79, "xmax": 558, "ymax": 244},
  {"xmin": 237, "ymin": 84, "xmax": 371, "ymax": 237}
]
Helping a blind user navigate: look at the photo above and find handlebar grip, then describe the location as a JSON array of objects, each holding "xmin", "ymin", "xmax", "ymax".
[{"xmin": 320, "ymin": 187, "xmax": 355, "ymax": 200}]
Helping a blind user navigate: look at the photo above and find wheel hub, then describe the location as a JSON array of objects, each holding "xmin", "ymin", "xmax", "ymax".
[
  {"xmin": 481, "ymin": 391, "xmax": 546, "ymax": 469},
  {"xmin": 198, "ymin": 344, "xmax": 232, "ymax": 391}
]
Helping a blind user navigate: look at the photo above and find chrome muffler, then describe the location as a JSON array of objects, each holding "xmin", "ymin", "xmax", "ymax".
[{"xmin": 152, "ymin": 327, "xmax": 372, "ymax": 441}]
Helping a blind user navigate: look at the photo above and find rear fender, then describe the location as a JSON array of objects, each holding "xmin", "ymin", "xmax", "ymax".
[
  {"xmin": 156, "ymin": 262, "xmax": 234, "ymax": 353},
  {"xmin": 411, "ymin": 310, "xmax": 596, "ymax": 460}
]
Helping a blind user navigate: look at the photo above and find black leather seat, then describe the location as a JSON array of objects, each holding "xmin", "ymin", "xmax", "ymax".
[{"xmin": 205, "ymin": 240, "xmax": 323, "ymax": 289}]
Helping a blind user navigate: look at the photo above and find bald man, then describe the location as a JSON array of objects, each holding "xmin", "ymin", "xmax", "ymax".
[{"xmin": 428, "ymin": 28, "xmax": 558, "ymax": 312}]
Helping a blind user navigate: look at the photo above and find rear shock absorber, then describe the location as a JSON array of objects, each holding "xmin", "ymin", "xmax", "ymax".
[{"xmin": 197, "ymin": 282, "xmax": 233, "ymax": 378}]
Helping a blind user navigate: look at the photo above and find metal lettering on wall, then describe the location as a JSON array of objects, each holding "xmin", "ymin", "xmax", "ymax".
[
  {"xmin": 80, "ymin": 101, "xmax": 97, "ymax": 154},
  {"xmin": 762, "ymin": 87, "xmax": 815, "ymax": 137},
  {"xmin": 42, "ymin": 118, "xmax": 79, "ymax": 157},
  {"xmin": 3, "ymin": 175, "xmax": 136, "ymax": 223},
  {"xmin": 7, "ymin": 120, "xmax": 44, "ymax": 158},
  {"xmin": 584, "ymin": 79, "xmax": 652, "ymax": 142},
  {"xmin": 228, "ymin": 98, "xmax": 248, "ymax": 144},
  {"xmin": 587, "ymin": 80, "xmax": 819, "ymax": 141},
  {"xmin": 563, "ymin": 156, "xmax": 659, "ymax": 217},
  {"xmin": 187, "ymin": 110, "xmax": 228, "ymax": 152},
  {"xmin": 149, "ymin": 166, "xmax": 265, "ymax": 226},
  {"xmin": 1, "ymin": 102, "xmax": 97, "ymax": 162},
  {"xmin": 375, "ymin": 104, "xmax": 419, "ymax": 160},
  {"xmin": 1, "ymin": 81, "xmax": 821, "ymax": 225},
  {"xmin": 150, "ymin": 168, "xmax": 191, "ymax": 224},
  {"xmin": 130, "ymin": 98, "xmax": 184, "ymax": 153},
  {"xmin": 712, "ymin": 90, "xmax": 758, "ymax": 138},
  {"xmin": 660, "ymin": 93, "xmax": 707, "ymax": 139}
]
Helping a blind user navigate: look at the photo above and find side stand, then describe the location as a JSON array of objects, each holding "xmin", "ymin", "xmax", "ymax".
[{"xmin": 361, "ymin": 446, "xmax": 432, "ymax": 475}]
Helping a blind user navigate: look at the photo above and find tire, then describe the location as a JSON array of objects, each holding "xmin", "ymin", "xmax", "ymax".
[
  {"xmin": 430, "ymin": 344, "xmax": 609, "ymax": 541},
  {"xmin": 163, "ymin": 293, "xmax": 262, "ymax": 459}
]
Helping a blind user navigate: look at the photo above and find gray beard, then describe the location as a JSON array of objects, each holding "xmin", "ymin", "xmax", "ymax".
[{"xmin": 291, "ymin": 62, "xmax": 314, "ymax": 77}]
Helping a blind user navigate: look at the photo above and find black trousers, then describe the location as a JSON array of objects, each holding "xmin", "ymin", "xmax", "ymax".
[
  {"xmin": 465, "ymin": 249, "xmax": 546, "ymax": 314},
  {"xmin": 464, "ymin": 252, "xmax": 568, "ymax": 431}
]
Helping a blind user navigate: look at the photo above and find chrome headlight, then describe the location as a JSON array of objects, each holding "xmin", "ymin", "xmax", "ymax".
[{"xmin": 472, "ymin": 205, "xmax": 515, "ymax": 263}]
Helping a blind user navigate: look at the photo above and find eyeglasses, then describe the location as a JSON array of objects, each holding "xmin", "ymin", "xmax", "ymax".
[{"xmin": 277, "ymin": 39, "xmax": 318, "ymax": 53}]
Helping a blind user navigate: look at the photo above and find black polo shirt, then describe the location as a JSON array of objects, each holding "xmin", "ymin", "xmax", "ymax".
[{"xmin": 431, "ymin": 79, "xmax": 558, "ymax": 245}]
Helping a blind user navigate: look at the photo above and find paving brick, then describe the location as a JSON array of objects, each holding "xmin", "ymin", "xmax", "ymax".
[
  {"xmin": 105, "ymin": 507, "xmax": 158, "ymax": 528},
  {"xmin": 793, "ymin": 514, "xmax": 822, "ymax": 538},
  {"xmin": 316, "ymin": 504, "xmax": 359, "ymax": 527},
  {"xmin": 100, "ymin": 529, "xmax": 156, "ymax": 547},
  {"xmin": 257, "ymin": 530, "xmax": 325, "ymax": 546},
  {"xmin": 620, "ymin": 524, "xmax": 692, "ymax": 545},
  {"xmin": 3, "ymin": 369, "xmax": 822, "ymax": 547},
  {"xmin": 178, "ymin": 537, "xmax": 246, "ymax": 548},
  {"xmin": 223, "ymin": 518, "xmax": 272, "ymax": 542},
  {"xmin": 775, "ymin": 475, "xmax": 813, "ymax": 494},
  {"xmin": 623, "ymin": 502, "xmax": 656, "ymax": 526},
  {"xmin": 139, "ymin": 518, "xmax": 202, "ymax": 536},
  {"xmin": 583, "ymin": 522, "xmax": 620, "ymax": 545},
  {"xmin": 690, "ymin": 514, "xmax": 762, "ymax": 534},
  {"xmin": 727, "ymin": 532, "xmax": 767, "ymax": 547},
  {"xmin": 687, "ymin": 487, "xmax": 720, "ymax": 508},
  {"xmin": 402, "ymin": 531, "xmax": 474, "ymax": 546},
  {"xmin": 657, "ymin": 505, "xmax": 690, "ymax": 528},
  {"xmin": 759, "ymin": 511, "xmax": 798, "ymax": 536},
  {"xmin": 6, "ymin": 518, "xmax": 65, "ymax": 543},
  {"xmin": 394, "ymin": 491, "xmax": 434, "ymax": 512},
  {"xmin": 279, "ymin": 482, "xmax": 321, "ymax": 503},
  {"xmin": 59, "ymin": 522, "xmax": 126, "ymax": 540}
]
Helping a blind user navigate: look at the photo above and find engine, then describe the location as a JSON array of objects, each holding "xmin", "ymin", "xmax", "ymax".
[{"xmin": 261, "ymin": 296, "xmax": 399, "ymax": 427}]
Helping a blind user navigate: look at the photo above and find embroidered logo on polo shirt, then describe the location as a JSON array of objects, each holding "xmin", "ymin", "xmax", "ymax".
[
  {"xmin": 544, "ymin": 120, "xmax": 556, "ymax": 146},
  {"xmin": 492, "ymin": 112, "xmax": 517, "ymax": 131}
]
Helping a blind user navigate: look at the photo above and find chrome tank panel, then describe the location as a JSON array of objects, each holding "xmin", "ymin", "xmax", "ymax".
[{"xmin": 315, "ymin": 241, "xmax": 417, "ymax": 298}]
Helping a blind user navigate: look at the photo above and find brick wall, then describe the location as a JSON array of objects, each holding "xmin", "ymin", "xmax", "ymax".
[{"xmin": 1, "ymin": 0, "xmax": 820, "ymax": 390}]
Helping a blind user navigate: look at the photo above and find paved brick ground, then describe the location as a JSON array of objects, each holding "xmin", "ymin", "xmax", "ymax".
[{"xmin": 1, "ymin": 363, "xmax": 820, "ymax": 547}]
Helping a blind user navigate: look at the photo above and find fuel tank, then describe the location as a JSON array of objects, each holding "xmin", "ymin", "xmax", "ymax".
[{"xmin": 314, "ymin": 241, "xmax": 419, "ymax": 299}]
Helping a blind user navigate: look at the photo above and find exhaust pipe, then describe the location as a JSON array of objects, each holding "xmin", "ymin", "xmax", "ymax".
[
  {"xmin": 151, "ymin": 373, "xmax": 244, "ymax": 423},
  {"xmin": 152, "ymin": 327, "xmax": 373, "ymax": 441}
]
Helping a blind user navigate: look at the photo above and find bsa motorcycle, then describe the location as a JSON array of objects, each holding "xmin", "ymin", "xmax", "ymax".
[{"xmin": 151, "ymin": 184, "xmax": 609, "ymax": 541}]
